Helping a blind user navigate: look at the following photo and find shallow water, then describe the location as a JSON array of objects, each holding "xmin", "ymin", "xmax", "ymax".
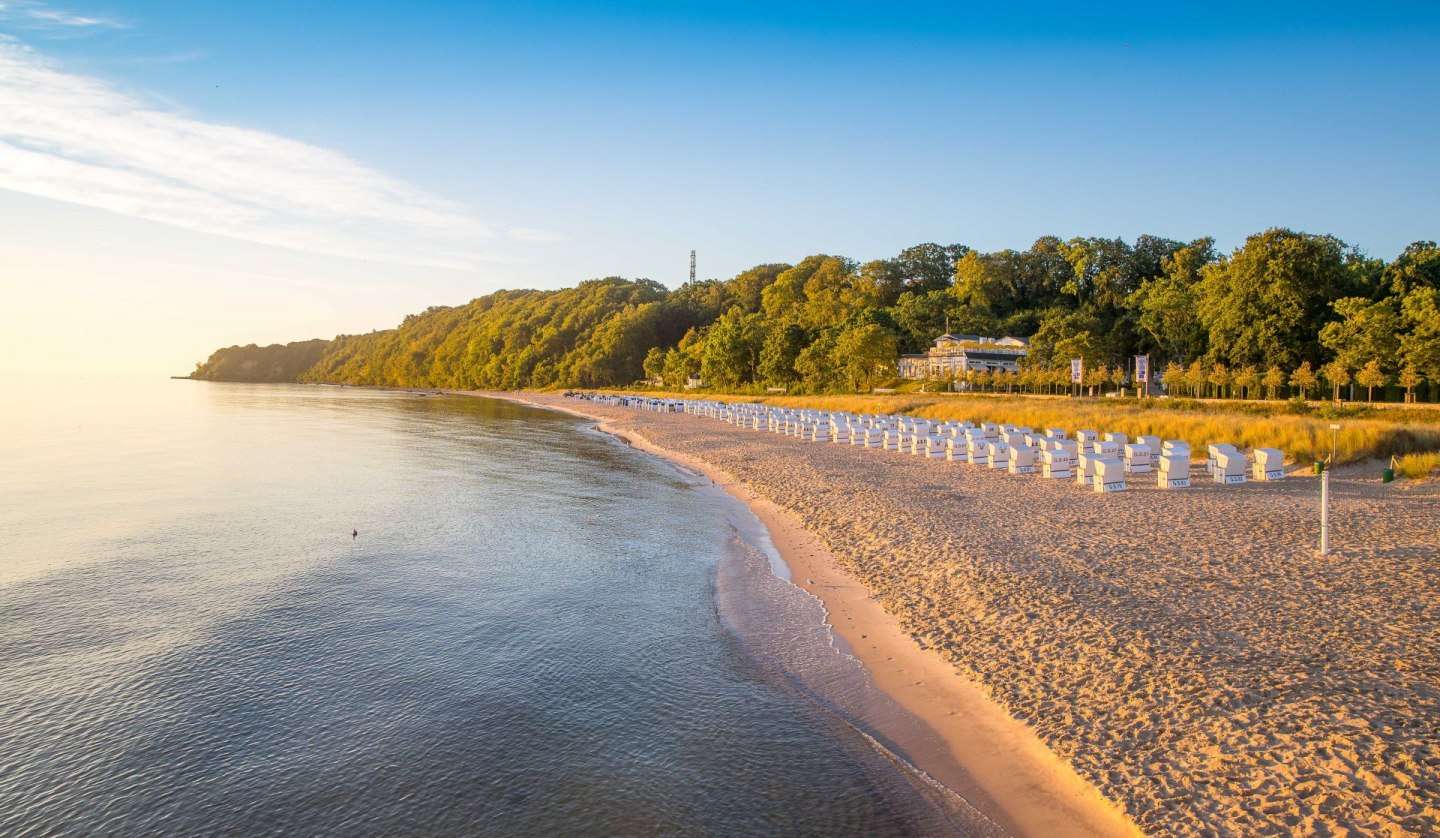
[{"xmin": 0, "ymin": 378, "xmax": 991, "ymax": 836}]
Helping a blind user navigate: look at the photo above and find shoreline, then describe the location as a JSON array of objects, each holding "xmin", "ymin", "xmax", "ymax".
[{"xmin": 468, "ymin": 389, "xmax": 1139, "ymax": 838}]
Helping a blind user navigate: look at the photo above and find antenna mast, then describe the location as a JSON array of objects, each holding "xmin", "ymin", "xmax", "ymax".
[{"xmin": 689, "ymin": 250, "xmax": 696, "ymax": 285}]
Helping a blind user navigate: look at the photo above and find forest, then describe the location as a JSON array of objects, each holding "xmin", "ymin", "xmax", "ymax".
[{"xmin": 190, "ymin": 228, "xmax": 1440, "ymax": 402}]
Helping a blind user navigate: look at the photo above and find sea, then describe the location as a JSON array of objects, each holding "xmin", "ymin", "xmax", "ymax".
[{"xmin": 0, "ymin": 377, "xmax": 998, "ymax": 836}]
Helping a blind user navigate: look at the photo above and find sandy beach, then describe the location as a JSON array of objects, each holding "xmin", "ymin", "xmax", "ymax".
[{"xmin": 481, "ymin": 390, "xmax": 1440, "ymax": 837}]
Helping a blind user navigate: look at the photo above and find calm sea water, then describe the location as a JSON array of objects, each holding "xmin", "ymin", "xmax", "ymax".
[{"xmin": 0, "ymin": 377, "xmax": 992, "ymax": 836}]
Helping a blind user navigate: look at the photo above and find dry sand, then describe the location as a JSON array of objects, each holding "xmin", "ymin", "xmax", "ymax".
[{"xmin": 482, "ymin": 391, "xmax": 1440, "ymax": 837}]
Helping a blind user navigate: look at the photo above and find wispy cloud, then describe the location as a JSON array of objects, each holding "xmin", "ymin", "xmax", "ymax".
[
  {"xmin": 0, "ymin": 1, "xmax": 125, "ymax": 29},
  {"xmin": 0, "ymin": 37, "xmax": 549, "ymax": 268}
]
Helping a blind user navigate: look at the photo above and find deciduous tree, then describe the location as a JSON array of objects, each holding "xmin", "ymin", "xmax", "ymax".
[
  {"xmin": 1322, "ymin": 361, "xmax": 1351, "ymax": 402},
  {"xmin": 1262, "ymin": 366, "xmax": 1287, "ymax": 400},
  {"xmin": 1290, "ymin": 361, "xmax": 1318, "ymax": 399},
  {"xmin": 1233, "ymin": 365, "xmax": 1259, "ymax": 400},
  {"xmin": 1196, "ymin": 228, "xmax": 1360, "ymax": 369},
  {"xmin": 1355, "ymin": 359, "xmax": 1387, "ymax": 401}
]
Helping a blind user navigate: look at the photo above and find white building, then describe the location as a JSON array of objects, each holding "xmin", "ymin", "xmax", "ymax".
[{"xmin": 897, "ymin": 334, "xmax": 1029, "ymax": 380}]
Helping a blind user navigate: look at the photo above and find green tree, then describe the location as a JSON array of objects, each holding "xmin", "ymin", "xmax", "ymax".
[
  {"xmin": 1031, "ymin": 308, "xmax": 1103, "ymax": 371},
  {"xmin": 1233, "ymin": 365, "xmax": 1259, "ymax": 400},
  {"xmin": 1382, "ymin": 241, "xmax": 1440, "ymax": 296},
  {"xmin": 1208, "ymin": 362, "xmax": 1231, "ymax": 399},
  {"xmin": 662, "ymin": 329, "xmax": 705, "ymax": 388},
  {"xmin": 892, "ymin": 290, "xmax": 961, "ymax": 352},
  {"xmin": 701, "ymin": 309, "xmax": 764, "ymax": 387},
  {"xmin": 833, "ymin": 324, "xmax": 899, "ymax": 390},
  {"xmin": 857, "ymin": 259, "xmax": 907, "ymax": 308},
  {"xmin": 1262, "ymin": 365, "xmax": 1286, "ymax": 400},
  {"xmin": 1162, "ymin": 362, "xmax": 1186, "ymax": 396},
  {"xmin": 896, "ymin": 242, "xmax": 970, "ymax": 294},
  {"xmin": 762, "ymin": 256, "xmax": 834, "ymax": 325},
  {"xmin": 1318, "ymin": 297, "xmax": 1400, "ymax": 371},
  {"xmin": 1355, "ymin": 359, "xmax": 1387, "ymax": 401},
  {"xmin": 1398, "ymin": 366, "xmax": 1423, "ymax": 403},
  {"xmin": 1196, "ymin": 229, "xmax": 1361, "ymax": 369},
  {"xmin": 1061, "ymin": 236, "xmax": 1137, "ymax": 310},
  {"xmin": 1290, "ymin": 361, "xmax": 1318, "ymax": 399},
  {"xmin": 1400, "ymin": 288, "xmax": 1440, "ymax": 381},
  {"xmin": 642, "ymin": 346, "xmax": 667, "ymax": 384},
  {"xmin": 757, "ymin": 324, "xmax": 809, "ymax": 385},
  {"xmin": 727, "ymin": 264, "xmax": 790, "ymax": 313},
  {"xmin": 191, "ymin": 339, "xmax": 332, "ymax": 382},
  {"xmin": 799, "ymin": 257, "xmax": 871, "ymax": 329},
  {"xmin": 1126, "ymin": 240, "xmax": 1213, "ymax": 365},
  {"xmin": 1322, "ymin": 361, "xmax": 1351, "ymax": 402},
  {"xmin": 793, "ymin": 331, "xmax": 839, "ymax": 389},
  {"xmin": 1186, "ymin": 360, "xmax": 1206, "ymax": 398}
]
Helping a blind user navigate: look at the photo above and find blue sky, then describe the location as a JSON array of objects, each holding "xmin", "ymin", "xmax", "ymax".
[{"xmin": 2, "ymin": 1, "xmax": 1438, "ymax": 373}]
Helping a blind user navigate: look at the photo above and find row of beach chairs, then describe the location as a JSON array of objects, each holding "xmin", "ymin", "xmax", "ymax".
[{"xmin": 564, "ymin": 394, "xmax": 1287, "ymax": 493}]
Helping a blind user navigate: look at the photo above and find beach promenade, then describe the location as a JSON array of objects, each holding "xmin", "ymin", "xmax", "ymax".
[{"xmin": 503, "ymin": 391, "xmax": 1439, "ymax": 837}]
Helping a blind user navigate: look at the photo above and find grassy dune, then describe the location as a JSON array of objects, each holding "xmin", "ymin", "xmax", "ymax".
[{"xmin": 595, "ymin": 390, "xmax": 1440, "ymax": 471}]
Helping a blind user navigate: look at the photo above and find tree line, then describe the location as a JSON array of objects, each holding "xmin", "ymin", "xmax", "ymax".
[{"xmin": 190, "ymin": 228, "xmax": 1440, "ymax": 402}]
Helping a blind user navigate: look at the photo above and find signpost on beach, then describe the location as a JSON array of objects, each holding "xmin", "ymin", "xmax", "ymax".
[
  {"xmin": 1135, "ymin": 354, "xmax": 1149, "ymax": 397},
  {"xmin": 1320, "ymin": 466, "xmax": 1331, "ymax": 556},
  {"xmin": 1320, "ymin": 423, "xmax": 1340, "ymax": 556},
  {"xmin": 1070, "ymin": 358, "xmax": 1083, "ymax": 397}
]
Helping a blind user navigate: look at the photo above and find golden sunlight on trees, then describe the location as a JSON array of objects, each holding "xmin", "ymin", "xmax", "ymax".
[{"xmin": 189, "ymin": 232, "xmax": 1440, "ymax": 401}]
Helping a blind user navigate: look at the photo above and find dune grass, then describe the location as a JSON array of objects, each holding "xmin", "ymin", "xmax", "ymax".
[
  {"xmin": 1394, "ymin": 452, "xmax": 1440, "ymax": 480},
  {"xmin": 596, "ymin": 390, "xmax": 1440, "ymax": 469}
]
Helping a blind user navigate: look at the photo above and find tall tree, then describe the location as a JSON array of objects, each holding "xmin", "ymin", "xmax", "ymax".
[
  {"xmin": 1061, "ymin": 236, "xmax": 1136, "ymax": 310},
  {"xmin": 833, "ymin": 324, "xmax": 900, "ymax": 390},
  {"xmin": 793, "ymin": 331, "xmax": 840, "ymax": 389},
  {"xmin": 894, "ymin": 243, "xmax": 970, "ymax": 294},
  {"xmin": 1290, "ymin": 361, "xmax": 1318, "ymax": 399},
  {"xmin": 1322, "ymin": 360, "xmax": 1351, "ymax": 402},
  {"xmin": 1318, "ymin": 297, "xmax": 1400, "ymax": 370},
  {"xmin": 1398, "ymin": 366, "xmax": 1423, "ymax": 403},
  {"xmin": 1400, "ymin": 288, "xmax": 1440, "ymax": 381},
  {"xmin": 1355, "ymin": 359, "xmax": 1387, "ymax": 401},
  {"xmin": 757, "ymin": 324, "xmax": 808, "ymax": 385},
  {"xmin": 1262, "ymin": 366, "xmax": 1287, "ymax": 400},
  {"xmin": 701, "ymin": 308, "xmax": 764, "ymax": 387},
  {"xmin": 1383, "ymin": 241, "xmax": 1440, "ymax": 296},
  {"xmin": 1126, "ymin": 238, "xmax": 1214, "ymax": 364},
  {"xmin": 726, "ymin": 264, "xmax": 790, "ymax": 313},
  {"xmin": 1233, "ymin": 365, "xmax": 1259, "ymax": 400},
  {"xmin": 1196, "ymin": 229, "xmax": 1360, "ymax": 369}
]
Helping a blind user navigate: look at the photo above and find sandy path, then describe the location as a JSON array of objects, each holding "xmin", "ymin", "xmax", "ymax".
[{"xmin": 478, "ymin": 391, "xmax": 1440, "ymax": 837}]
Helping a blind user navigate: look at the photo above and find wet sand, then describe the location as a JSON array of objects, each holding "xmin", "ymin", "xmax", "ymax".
[{"xmin": 475, "ymin": 391, "xmax": 1440, "ymax": 837}]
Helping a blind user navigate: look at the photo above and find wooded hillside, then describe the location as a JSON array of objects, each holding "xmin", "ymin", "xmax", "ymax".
[{"xmin": 191, "ymin": 230, "xmax": 1440, "ymax": 401}]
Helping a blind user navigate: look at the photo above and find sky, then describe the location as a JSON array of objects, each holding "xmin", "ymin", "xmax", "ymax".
[{"xmin": 2, "ymin": 1, "xmax": 1438, "ymax": 375}]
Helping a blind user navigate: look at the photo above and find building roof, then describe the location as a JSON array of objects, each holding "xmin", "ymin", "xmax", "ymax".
[{"xmin": 962, "ymin": 350, "xmax": 1027, "ymax": 362}]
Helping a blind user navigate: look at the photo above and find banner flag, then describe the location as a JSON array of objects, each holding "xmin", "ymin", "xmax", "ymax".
[
  {"xmin": 1070, "ymin": 358, "xmax": 1083, "ymax": 384},
  {"xmin": 1135, "ymin": 354, "xmax": 1150, "ymax": 383}
]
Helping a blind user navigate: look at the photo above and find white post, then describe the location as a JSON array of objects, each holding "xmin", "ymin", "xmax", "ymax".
[{"xmin": 1319, "ymin": 468, "xmax": 1331, "ymax": 556}]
